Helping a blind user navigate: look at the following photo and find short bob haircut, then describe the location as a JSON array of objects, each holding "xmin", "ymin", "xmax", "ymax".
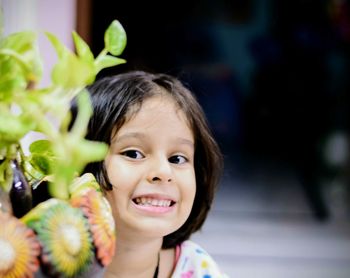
[{"xmin": 76, "ymin": 71, "xmax": 223, "ymax": 249}]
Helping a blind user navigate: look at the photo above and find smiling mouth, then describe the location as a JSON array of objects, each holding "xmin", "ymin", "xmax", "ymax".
[{"xmin": 133, "ymin": 197, "xmax": 176, "ymax": 207}]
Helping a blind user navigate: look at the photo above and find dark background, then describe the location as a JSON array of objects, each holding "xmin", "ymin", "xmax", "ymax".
[{"xmin": 88, "ymin": 0, "xmax": 350, "ymax": 221}]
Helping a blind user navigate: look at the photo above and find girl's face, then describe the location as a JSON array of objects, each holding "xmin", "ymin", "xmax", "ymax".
[{"xmin": 104, "ymin": 95, "xmax": 196, "ymax": 239}]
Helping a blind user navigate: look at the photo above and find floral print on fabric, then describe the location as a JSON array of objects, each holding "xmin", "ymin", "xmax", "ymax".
[{"xmin": 171, "ymin": 240, "xmax": 229, "ymax": 278}]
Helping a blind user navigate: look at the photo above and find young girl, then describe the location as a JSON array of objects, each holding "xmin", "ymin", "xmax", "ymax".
[{"xmin": 81, "ymin": 71, "xmax": 226, "ymax": 277}]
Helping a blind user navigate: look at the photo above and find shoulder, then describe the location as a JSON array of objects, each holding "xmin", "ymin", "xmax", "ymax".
[{"xmin": 172, "ymin": 240, "xmax": 229, "ymax": 278}]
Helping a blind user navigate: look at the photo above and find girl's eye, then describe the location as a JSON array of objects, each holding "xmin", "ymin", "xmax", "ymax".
[
  {"xmin": 168, "ymin": 155, "xmax": 187, "ymax": 164},
  {"xmin": 121, "ymin": 150, "xmax": 144, "ymax": 159}
]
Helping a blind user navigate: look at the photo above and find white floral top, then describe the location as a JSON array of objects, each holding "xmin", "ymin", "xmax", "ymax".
[{"xmin": 171, "ymin": 240, "xmax": 229, "ymax": 278}]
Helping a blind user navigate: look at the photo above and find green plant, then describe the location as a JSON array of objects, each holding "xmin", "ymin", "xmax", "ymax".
[
  {"xmin": 0, "ymin": 19, "xmax": 126, "ymax": 277},
  {"xmin": 0, "ymin": 20, "xmax": 126, "ymax": 200}
]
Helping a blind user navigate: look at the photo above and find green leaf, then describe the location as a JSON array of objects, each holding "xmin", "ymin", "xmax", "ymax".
[
  {"xmin": 0, "ymin": 56, "xmax": 27, "ymax": 99},
  {"xmin": 72, "ymin": 31, "xmax": 94, "ymax": 63},
  {"xmin": 0, "ymin": 75, "xmax": 27, "ymax": 100},
  {"xmin": 51, "ymin": 51, "xmax": 95, "ymax": 88},
  {"xmin": 47, "ymin": 32, "xmax": 95, "ymax": 87},
  {"xmin": 0, "ymin": 31, "xmax": 42, "ymax": 83},
  {"xmin": 49, "ymin": 165, "xmax": 75, "ymax": 200},
  {"xmin": 0, "ymin": 31, "xmax": 36, "ymax": 54},
  {"xmin": 0, "ymin": 158, "xmax": 12, "ymax": 192},
  {"xmin": 29, "ymin": 140, "xmax": 56, "ymax": 174},
  {"xmin": 0, "ymin": 49, "xmax": 31, "ymax": 72},
  {"xmin": 75, "ymin": 140, "xmax": 108, "ymax": 165},
  {"xmin": 29, "ymin": 139, "xmax": 53, "ymax": 154},
  {"xmin": 69, "ymin": 89, "xmax": 92, "ymax": 137},
  {"xmin": 45, "ymin": 32, "xmax": 69, "ymax": 59},
  {"xmin": 0, "ymin": 113, "xmax": 35, "ymax": 143},
  {"xmin": 104, "ymin": 20, "xmax": 127, "ymax": 56},
  {"xmin": 30, "ymin": 154, "xmax": 51, "ymax": 174},
  {"xmin": 94, "ymin": 55, "xmax": 126, "ymax": 74},
  {"xmin": 23, "ymin": 159, "xmax": 46, "ymax": 182}
]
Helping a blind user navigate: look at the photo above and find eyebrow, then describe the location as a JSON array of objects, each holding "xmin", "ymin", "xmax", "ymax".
[
  {"xmin": 176, "ymin": 138, "xmax": 195, "ymax": 149},
  {"xmin": 113, "ymin": 132, "xmax": 194, "ymax": 148},
  {"xmin": 113, "ymin": 132, "xmax": 146, "ymax": 143}
]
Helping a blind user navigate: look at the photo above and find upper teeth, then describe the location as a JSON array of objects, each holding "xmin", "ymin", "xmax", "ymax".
[{"xmin": 135, "ymin": 197, "xmax": 172, "ymax": 207}]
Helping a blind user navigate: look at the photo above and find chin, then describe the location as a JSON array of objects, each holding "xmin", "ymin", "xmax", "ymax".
[{"xmin": 135, "ymin": 220, "xmax": 184, "ymax": 238}]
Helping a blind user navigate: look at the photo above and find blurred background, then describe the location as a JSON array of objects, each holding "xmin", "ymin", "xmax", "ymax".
[{"xmin": 3, "ymin": 0, "xmax": 350, "ymax": 277}]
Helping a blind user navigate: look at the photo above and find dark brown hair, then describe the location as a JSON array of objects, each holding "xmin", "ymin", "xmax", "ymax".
[{"xmin": 79, "ymin": 71, "xmax": 223, "ymax": 248}]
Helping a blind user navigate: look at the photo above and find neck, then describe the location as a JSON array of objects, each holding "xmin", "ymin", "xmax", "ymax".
[
  {"xmin": 153, "ymin": 252, "xmax": 160, "ymax": 278},
  {"xmin": 104, "ymin": 237, "xmax": 162, "ymax": 278}
]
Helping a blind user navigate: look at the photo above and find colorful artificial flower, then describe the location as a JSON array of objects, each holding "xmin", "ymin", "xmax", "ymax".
[
  {"xmin": 0, "ymin": 211, "xmax": 40, "ymax": 278},
  {"xmin": 71, "ymin": 188, "xmax": 116, "ymax": 266},
  {"xmin": 24, "ymin": 199, "xmax": 94, "ymax": 277}
]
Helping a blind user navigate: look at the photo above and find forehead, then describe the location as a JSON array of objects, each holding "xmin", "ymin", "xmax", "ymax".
[
  {"xmin": 131, "ymin": 95, "xmax": 189, "ymax": 126},
  {"xmin": 128, "ymin": 93, "xmax": 189, "ymax": 122},
  {"xmin": 112, "ymin": 95, "xmax": 193, "ymax": 141},
  {"xmin": 114, "ymin": 95, "xmax": 194, "ymax": 138}
]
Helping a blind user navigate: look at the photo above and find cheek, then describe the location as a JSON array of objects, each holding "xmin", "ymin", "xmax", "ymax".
[
  {"xmin": 189, "ymin": 181, "xmax": 196, "ymax": 206},
  {"xmin": 105, "ymin": 191, "xmax": 118, "ymax": 219},
  {"xmin": 177, "ymin": 175, "xmax": 196, "ymax": 229},
  {"xmin": 105, "ymin": 157, "xmax": 134, "ymax": 188},
  {"xmin": 104, "ymin": 160, "xmax": 137, "ymax": 212},
  {"xmin": 180, "ymin": 171, "xmax": 196, "ymax": 204},
  {"xmin": 105, "ymin": 189, "xmax": 127, "ymax": 223}
]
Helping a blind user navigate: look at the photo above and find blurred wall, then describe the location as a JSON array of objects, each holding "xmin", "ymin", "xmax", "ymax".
[
  {"xmin": 2, "ymin": 0, "xmax": 77, "ymax": 152},
  {"xmin": 2, "ymin": 0, "xmax": 77, "ymax": 87}
]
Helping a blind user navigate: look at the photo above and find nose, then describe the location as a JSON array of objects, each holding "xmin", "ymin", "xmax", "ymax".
[{"xmin": 147, "ymin": 156, "xmax": 173, "ymax": 184}]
